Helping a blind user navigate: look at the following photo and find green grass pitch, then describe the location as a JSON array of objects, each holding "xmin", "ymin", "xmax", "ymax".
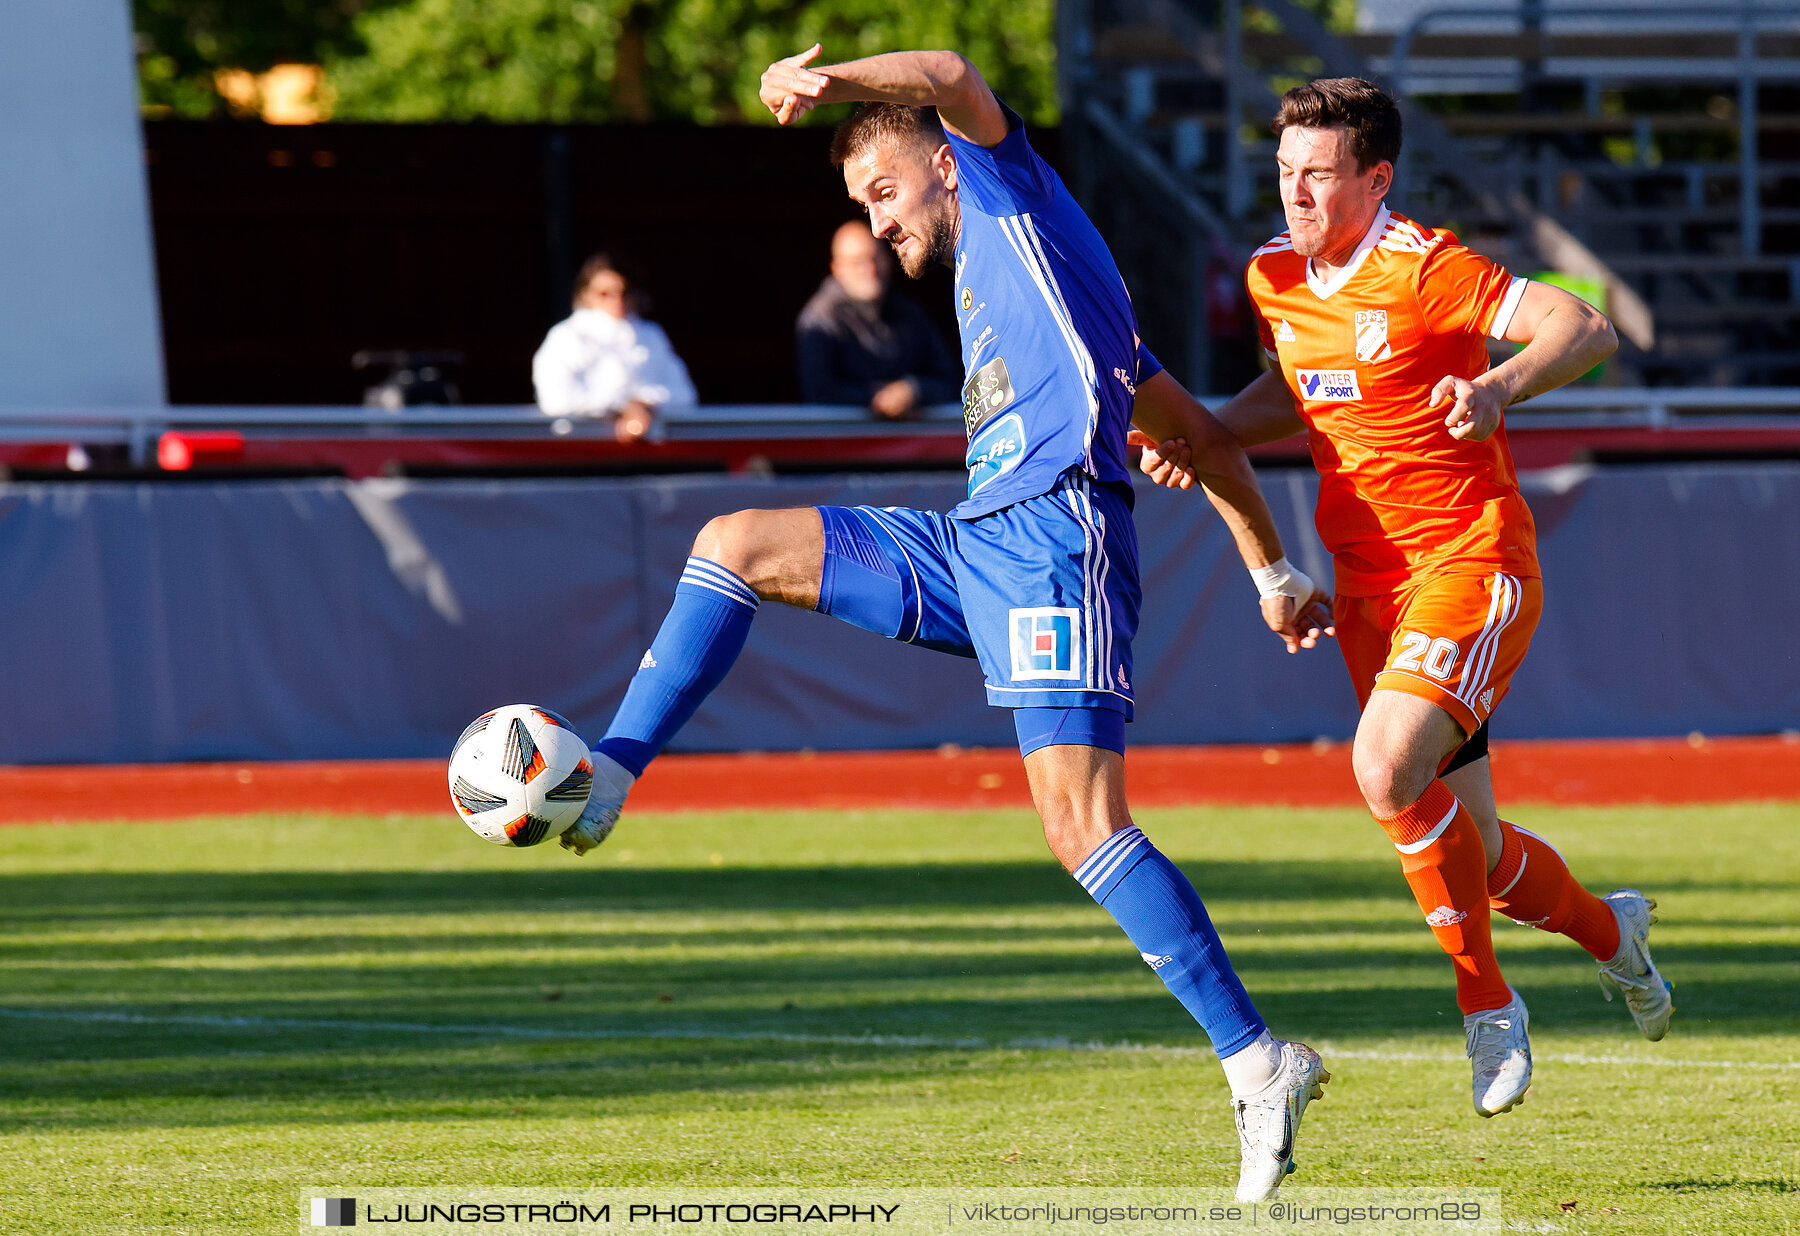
[{"xmin": 0, "ymin": 802, "xmax": 1796, "ymax": 1234}]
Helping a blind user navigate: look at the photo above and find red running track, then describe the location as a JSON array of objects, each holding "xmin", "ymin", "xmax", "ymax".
[{"xmin": 1, "ymin": 735, "xmax": 1796, "ymax": 824}]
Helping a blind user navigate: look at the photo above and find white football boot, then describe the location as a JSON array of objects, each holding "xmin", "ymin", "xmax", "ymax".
[
  {"xmin": 1231, "ymin": 1041, "xmax": 1330, "ymax": 1202},
  {"xmin": 1465, "ymin": 986, "xmax": 1531, "ymax": 1117},
  {"xmin": 557, "ymin": 752, "xmax": 634, "ymax": 856},
  {"xmin": 1597, "ymin": 888, "xmax": 1674, "ymax": 1040}
]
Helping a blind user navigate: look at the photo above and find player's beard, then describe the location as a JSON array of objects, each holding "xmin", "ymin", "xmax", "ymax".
[
  {"xmin": 1285, "ymin": 217, "xmax": 1327, "ymax": 257},
  {"xmin": 894, "ymin": 206, "xmax": 955, "ymax": 279}
]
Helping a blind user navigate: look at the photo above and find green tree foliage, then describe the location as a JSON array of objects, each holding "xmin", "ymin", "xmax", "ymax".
[
  {"xmin": 1294, "ymin": 0, "xmax": 1358, "ymax": 31},
  {"xmin": 323, "ymin": 0, "xmax": 1059, "ymax": 124},
  {"xmin": 133, "ymin": 0, "xmax": 1058, "ymax": 124},
  {"xmin": 320, "ymin": 0, "xmax": 632, "ymax": 121},
  {"xmin": 134, "ymin": 0, "xmax": 390, "ymax": 117}
]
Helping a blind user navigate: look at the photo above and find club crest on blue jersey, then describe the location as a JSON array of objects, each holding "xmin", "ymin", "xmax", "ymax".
[{"xmin": 1009, "ymin": 607, "xmax": 1081, "ymax": 680}]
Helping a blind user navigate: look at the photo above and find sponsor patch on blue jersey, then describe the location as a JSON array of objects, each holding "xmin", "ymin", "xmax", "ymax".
[
  {"xmin": 1296, "ymin": 368, "xmax": 1362, "ymax": 401},
  {"xmin": 962, "ymin": 354, "xmax": 1015, "ymax": 437},
  {"xmin": 967, "ymin": 412, "xmax": 1026, "ymax": 495},
  {"xmin": 1010, "ymin": 606, "xmax": 1080, "ymax": 680}
]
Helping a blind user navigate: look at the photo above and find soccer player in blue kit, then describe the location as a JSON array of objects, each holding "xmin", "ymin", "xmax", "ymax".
[{"xmin": 559, "ymin": 44, "xmax": 1333, "ymax": 1199}]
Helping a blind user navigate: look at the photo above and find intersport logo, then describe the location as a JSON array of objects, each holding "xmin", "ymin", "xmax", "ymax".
[{"xmin": 1296, "ymin": 368, "xmax": 1361, "ymax": 401}]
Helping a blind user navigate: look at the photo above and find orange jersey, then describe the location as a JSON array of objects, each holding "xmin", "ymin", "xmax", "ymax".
[{"xmin": 1246, "ymin": 205, "xmax": 1541, "ymax": 595}]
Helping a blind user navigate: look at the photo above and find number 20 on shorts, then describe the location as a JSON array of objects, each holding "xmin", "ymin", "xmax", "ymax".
[{"xmin": 1393, "ymin": 630, "xmax": 1460, "ymax": 681}]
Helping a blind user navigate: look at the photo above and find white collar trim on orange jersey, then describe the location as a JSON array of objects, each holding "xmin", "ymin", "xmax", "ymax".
[{"xmin": 1306, "ymin": 203, "xmax": 1390, "ymax": 301}]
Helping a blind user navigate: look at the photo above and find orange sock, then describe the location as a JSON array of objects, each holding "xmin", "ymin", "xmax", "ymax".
[
  {"xmin": 1487, "ymin": 820, "xmax": 1621, "ymax": 962},
  {"xmin": 1376, "ymin": 780, "xmax": 1512, "ymax": 1015}
]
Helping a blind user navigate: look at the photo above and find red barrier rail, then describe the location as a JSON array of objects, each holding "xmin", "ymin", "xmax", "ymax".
[
  {"xmin": 1, "ymin": 393, "xmax": 1796, "ymax": 478},
  {"xmin": 2, "ymin": 735, "xmax": 1795, "ymax": 824}
]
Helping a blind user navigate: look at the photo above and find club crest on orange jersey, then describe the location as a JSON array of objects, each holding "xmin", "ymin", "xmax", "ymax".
[{"xmin": 1355, "ymin": 309, "xmax": 1392, "ymax": 362}]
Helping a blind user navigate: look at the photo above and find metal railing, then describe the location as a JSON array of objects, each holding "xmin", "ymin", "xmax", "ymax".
[
  {"xmin": 0, "ymin": 405, "xmax": 970, "ymax": 465},
  {"xmin": 0, "ymin": 391, "xmax": 1792, "ymax": 466}
]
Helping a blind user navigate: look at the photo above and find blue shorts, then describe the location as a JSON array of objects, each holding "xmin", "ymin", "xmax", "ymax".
[{"xmin": 816, "ymin": 470, "xmax": 1140, "ymax": 719}]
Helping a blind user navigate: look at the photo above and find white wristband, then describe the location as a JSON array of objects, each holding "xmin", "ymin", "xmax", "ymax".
[{"xmin": 1249, "ymin": 556, "xmax": 1315, "ymax": 606}]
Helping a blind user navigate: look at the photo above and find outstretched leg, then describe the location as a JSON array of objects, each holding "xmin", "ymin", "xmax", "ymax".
[
  {"xmin": 1445, "ymin": 756, "xmax": 1672, "ymax": 1040},
  {"xmin": 561, "ymin": 508, "xmax": 823, "ymax": 853},
  {"xmin": 1444, "ymin": 756, "xmax": 1618, "ymax": 958},
  {"xmin": 1024, "ymin": 738, "xmax": 1328, "ymax": 1202}
]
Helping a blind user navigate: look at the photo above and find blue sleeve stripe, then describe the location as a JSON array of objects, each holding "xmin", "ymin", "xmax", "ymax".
[
  {"xmin": 1020, "ymin": 215, "xmax": 1102, "ymax": 475},
  {"xmin": 995, "ymin": 214, "xmax": 1102, "ymax": 475}
]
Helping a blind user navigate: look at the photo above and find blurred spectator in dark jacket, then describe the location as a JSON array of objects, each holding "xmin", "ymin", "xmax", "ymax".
[{"xmin": 796, "ymin": 221, "xmax": 960, "ymax": 418}]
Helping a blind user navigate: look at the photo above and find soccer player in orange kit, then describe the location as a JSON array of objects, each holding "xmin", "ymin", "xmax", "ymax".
[{"xmin": 1140, "ymin": 78, "xmax": 1673, "ymax": 1117}]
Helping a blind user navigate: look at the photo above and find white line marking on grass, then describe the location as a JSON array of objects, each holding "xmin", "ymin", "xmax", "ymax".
[
  {"xmin": 4, "ymin": 1008, "xmax": 1794, "ymax": 1071},
  {"xmin": 0, "ymin": 1008, "xmax": 1001, "ymax": 1050},
  {"xmin": 1315, "ymin": 1045, "xmax": 1800, "ymax": 1071}
]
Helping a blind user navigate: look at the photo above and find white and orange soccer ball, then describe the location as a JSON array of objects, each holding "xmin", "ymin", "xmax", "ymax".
[{"xmin": 447, "ymin": 704, "xmax": 593, "ymax": 846}]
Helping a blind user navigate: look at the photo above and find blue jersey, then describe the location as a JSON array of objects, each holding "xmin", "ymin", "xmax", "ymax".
[{"xmin": 946, "ymin": 105, "xmax": 1144, "ymax": 520}]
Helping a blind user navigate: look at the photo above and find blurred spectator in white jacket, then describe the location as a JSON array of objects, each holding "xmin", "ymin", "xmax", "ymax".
[{"xmin": 533, "ymin": 253, "xmax": 696, "ymax": 441}]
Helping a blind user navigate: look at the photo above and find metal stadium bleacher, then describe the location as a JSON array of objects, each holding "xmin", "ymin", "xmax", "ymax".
[{"xmin": 1060, "ymin": 0, "xmax": 1800, "ymax": 392}]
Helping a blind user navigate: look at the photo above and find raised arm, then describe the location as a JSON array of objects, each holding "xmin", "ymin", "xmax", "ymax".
[
  {"xmin": 759, "ymin": 46, "xmax": 1009, "ymax": 147},
  {"xmin": 1434, "ymin": 282, "xmax": 1618, "ymax": 441},
  {"xmin": 1131, "ymin": 369, "xmax": 1331, "ymax": 652}
]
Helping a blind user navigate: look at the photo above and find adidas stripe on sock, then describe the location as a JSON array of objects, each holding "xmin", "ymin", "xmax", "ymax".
[
  {"xmin": 595, "ymin": 556, "xmax": 758, "ymax": 778},
  {"xmin": 1074, "ymin": 826, "xmax": 1267, "ymax": 1060}
]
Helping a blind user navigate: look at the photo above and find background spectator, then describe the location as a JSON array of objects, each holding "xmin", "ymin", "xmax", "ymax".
[
  {"xmin": 533, "ymin": 253, "xmax": 697, "ymax": 442},
  {"xmin": 796, "ymin": 221, "xmax": 960, "ymax": 418}
]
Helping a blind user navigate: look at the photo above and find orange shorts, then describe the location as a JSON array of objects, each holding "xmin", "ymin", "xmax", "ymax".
[{"xmin": 1335, "ymin": 571, "xmax": 1543, "ymax": 736}]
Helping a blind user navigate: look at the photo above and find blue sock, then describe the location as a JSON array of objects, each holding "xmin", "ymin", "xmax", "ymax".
[
  {"xmin": 595, "ymin": 557, "xmax": 759, "ymax": 777},
  {"xmin": 1073, "ymin": 826, "xmax": 1266, "ymax": 1057}
]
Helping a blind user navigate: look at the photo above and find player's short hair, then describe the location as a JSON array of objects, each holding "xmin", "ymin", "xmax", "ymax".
[
  {"xmin": 572, "ymin": 251, "xmax": 646, "ymax": 312},
  {"xmin": 830, "ymin": 103, "xmax": 949, "ymax": 167},
  {"xmin": 1272, "ymin": 78, "xmax": 1402, "ymax": 171}
]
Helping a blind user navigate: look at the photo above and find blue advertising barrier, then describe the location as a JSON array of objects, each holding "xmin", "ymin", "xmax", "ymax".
[{"xmin": 0, "ymin": 464, "xmax": 1791, "ymax": 763}]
